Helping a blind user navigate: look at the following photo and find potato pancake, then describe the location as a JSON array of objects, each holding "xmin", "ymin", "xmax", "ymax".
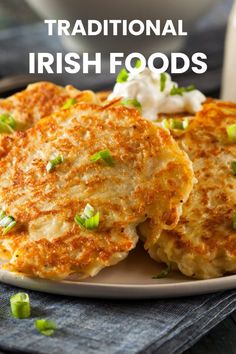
[
  {"xmin": 0, "ymin": 81, "xmax": 98, "ymax": 158},
  {"xmin": 0, "ymin": 103, "xmax": 193, "ymax": 280},
  {"xmin": 143, "ymin": 101, "xmax": 236, "ymax": 279}
]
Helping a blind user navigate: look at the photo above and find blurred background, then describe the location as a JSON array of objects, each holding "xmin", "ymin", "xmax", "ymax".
[{"xmin": 0, "ymin": 0, "xmax": 234, "ymax": 96}]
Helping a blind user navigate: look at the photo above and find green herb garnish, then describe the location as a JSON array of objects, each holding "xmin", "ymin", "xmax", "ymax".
[
  {"xmin": 0, "ymin": 212, "xmax": 16, "ymax": 235},
  {"xmin": 162, "ymin": 118, "xmax": 189, "ymax": 130},
  {"xmin": 10, "ymin": 293, "xmax": 31, "ymax": 319},
  {"xmin": 35, "ymin": 319, "xmax": 57, "ymax": 336},
  {"xmin": 233, "ymin": 212, "xmax": 236, "ymax": 230},
  {"xmin": 62, "ymin": 98, "xmax": 77, "ymax": 109},
  {"xmin": 231, "ymin": 161, "xmax": 236, "ymax": 175},
  {"xmin": 46, "ymin": 155, "xmax": 64, "ymax": 172},
  {"xmin": 121, "ymin": 98, "xmax": 142, "ymax": 111},
  {"xmin": 90, "ymin": 149, "xmax": 114, "ymax": 166},
  {"xmin": 227, "ymin": 124, "xmax": 236, "ymax": 143},
  {"xmin": 170, "ymin": 85, "xmax": 195, "ymax": 96},
  {"xmin": 75, "ymin": 203, "xmax": 100, "ymax": 230},
  {"xmin": 152, "ymin": 264, "xmax": 171, "ymax": 279},
  {"xmin": 135, "ymin": 59, "xmax": 141, "ymax": 69},
  {"xmin": 0, "ymin": 113, "xmax": 17, "ymax": 134},
  {"xmin": 160, "ymin": 73, "xmax": 167, "ymax": 92},
  {"xmin": 116, "ymin": 68, "xmax": 129, "ymax": 83}
]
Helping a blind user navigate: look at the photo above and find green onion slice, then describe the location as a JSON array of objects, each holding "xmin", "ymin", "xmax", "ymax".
[
  {"xmin": 171, "ymin": 118, "xmax": 189, "ymax": 130},
  {"xmin": 74, "ymin": 215, "xmax": 87, "ymax": 229},
  {"xmin": 10, "ymin": 292, "xmax": 31, "ymax": 319},
  {"xmin": 162, "ymin": 118, "xmax": 189, "ymax": 130},
  {"xmin": 62, "ymin": 98, "xmax": 77, "ymax": 109},
  {"xmin": 90, "ymin": 149, "xmax": 114, "ymax": 166},
  {"xmin": 74, "ymin": 212, "xmax": 100, "ymax": 230},
  {"xmin": 161, "ymin": 118, "xmax": 170, "ymax": 130},
  {"xmin": 2, "ymin": 219, "xmax": 16, "ymax": 235},
  {"xmin": 0, "ymin": 113, "xmax": 17, "ymax": 134},
  {"xmin": 82, "ymin": 203, "xmax": 95, "ymax": 219},
  {"xmin": 121, "ymin": 98, "xmax": 142, "ymax": 111},
  {"xmin": 233, "ymin": 212, "xmax": 236, "ymax": 230},
  {"xmin": 135, "ymin": 59, "xmax": 141, "ymax": 69},
  {"xmin": 227, "ymin": 124, "xmax": 236, "ymax": 143},
  {"xmin": 75, "ymin": 203, "xmax": 100, "ymax": 230},
  {"xmin": 35, "ymin": 319, "xmax": 57, "ymax": 336},
  {"xmin": 0, "ymin": 215, "xmax": 14, "ymax": 228},
  {"xmin": 152, "ymin": 264, "xmax": 171, "ymax": 279},
  {"xmin": 46, "ymin": 155, "xmax": 64, "ymax": 172},
  {"xmin": 160, "ymin": 73, "xmax": 167, "ymax": 92},
  {"xmin": 0, "ymin": 212, "xmax": 16, "ymax": 235},
  {"xmin": 116, "ymin": 68, "xmax": 129, "ymax": 83},
  {"xmin": 231, "ymin": 161, "xmax": 236, "ymax": 175},
  {"xmin": 84, "ymin": 212, "xmax": 100, "ymax": 230},
  {"xmin": 170, "ymin": 84, "xmax": 196, "ymax": 96},
  {"xmin": 0, "ymin": 210, "xmax": 6, "ymax": 220}
]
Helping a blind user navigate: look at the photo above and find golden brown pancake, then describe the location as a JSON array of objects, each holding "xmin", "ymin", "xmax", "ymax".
[
  {"xmin": 0, "ymin": 103, "xmax": 193, "ymax": 280},
  {"xmin": 0, "ymin": 81, "xmax": 98, "ymax": 158},
  {"xmin": 142, "ymin": 101, "xmax": 236, "ymax": 279}
]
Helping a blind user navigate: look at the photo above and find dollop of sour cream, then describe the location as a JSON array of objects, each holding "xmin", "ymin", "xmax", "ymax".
[{"xmin": 108, "ymin": 69, "xmax": 206, "ymax": 121}]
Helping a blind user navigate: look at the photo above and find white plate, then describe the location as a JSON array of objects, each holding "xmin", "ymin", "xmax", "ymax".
[{"xmin": 0, "ymin": 244, "xmax": 235, "ymax": 299}]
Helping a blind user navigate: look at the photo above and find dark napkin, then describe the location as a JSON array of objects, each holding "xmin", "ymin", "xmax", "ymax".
[{"xmin": 0, "ymin": 283, "xmax": 235, "ymax": 354}]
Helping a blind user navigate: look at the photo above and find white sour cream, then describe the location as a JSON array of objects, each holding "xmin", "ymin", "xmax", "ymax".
[{"xmin": 108, "ymin": 69, "xmax": 206, "ymax": 121}]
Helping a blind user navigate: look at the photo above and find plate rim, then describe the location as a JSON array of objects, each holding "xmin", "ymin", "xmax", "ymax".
[{"xmin": 0, "ymin": 269, "xmax": 235, "ymax": 299}]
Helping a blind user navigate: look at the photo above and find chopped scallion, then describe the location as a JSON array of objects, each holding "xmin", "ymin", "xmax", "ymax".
[
  {"xmin": 121, "ymin": 98, "xmax": 142, "ymax": 111},
  {"xmin": 0, "ymin": 215, "xmax": 14, "ymax": 228},
  {"xmin": 90, "ymin": 149, "xmax": 114, "ymax": 166},
  {"xmin": 171, "ymin": 118, "xmax": 189, "ymax": 130},
  {"xmin": 227, "ymin": 124, "xmax": 236, "ymax": 143},
  {"xmin": 152, "ymin": 264, "xmax": 171, "ymax": 279},
  {"xmin": 82, "ymin": 203, "xmax": 95, "ymax": 219},
  {"xmin": 75, "ymin": 204, "xmax": 100, "ymax": 230},
  {"xmin": 170, "ymin": 85, "xmax": 195, "ymax": 96},
  {"xmin": 35, "ymin": 319, "xmax": 57, "ymax": 336},
  {"xmin": 116, "ymin": 68, "xmax": 129, "ymax": 83},
  {"xmin": 0, "ymin": 210, "xmax": 6, "ymax": 220},
  {"xmin": 182, "ymin": 119, "xmax": 189, "ymax": 130},
  {"xmin": 74, "ymin": 215, "xmax": 86, "ymax": 229},
  {"xmin": 2, "ymin": 219, "xmax": 16, "ymax": 235},
  {"xmin": 231, "ymin": 161, "xmax": 236, "ymax": 175},
  {"xmin": 0, "ymin": 212, "xmax": 16, "ymax": 235},
  {"xmin": 46, "ymin": 155, "xmax": 64, "ymax": 172},
  {"xmin": 0, "ymin": 113, "xmax": 17, "ymax": 134},
  {"xmin": 161, "ymin": 119, "xmax": 170, "ymax": 130},
  {"xmin": 10, "ymin": 292, "xmax": 30, "ymax": 319},
  {"xmin": 171, "ymin": 119, "xmax": 183, "ymax": 130},
  {"xmin": 233, "ymin": 212, "xmax": 236, "ymax": 230},
  {"xmin": 160, "ymin": 73, "xmax": 167, "ymax": 92},
  {"xmin": 84, "ymin": 213, "xmax": 100, "ymax": 230},
  {"xmin": 62, "ymin": 98, "xmax": 77, "ymax": 109},
  {"xmin": 135, "ymin": 59, "xmax": 141, "ymax": 68},
  {"xmin": 162, "ymin": 118, "xmax": 189, "ymax": 130}
]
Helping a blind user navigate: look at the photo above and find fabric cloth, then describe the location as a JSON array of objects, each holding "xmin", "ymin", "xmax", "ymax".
[{"xmin": 0, "ymin": 283, "xmax": 235, "ymax": 354}]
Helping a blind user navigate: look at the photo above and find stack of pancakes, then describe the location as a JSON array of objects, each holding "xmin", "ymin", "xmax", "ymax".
[{"xmin": 0, "ymin": 82, "xmax": 234, "ymax": 280}]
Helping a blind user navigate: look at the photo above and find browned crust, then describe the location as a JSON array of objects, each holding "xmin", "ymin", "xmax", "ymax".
[
  {"xmin": 0, "ymin": 82, "xmax": 98, "ymax": 158},
  {"xmin": 150, "ymin": 100, "xmax": 236, "ymax": 278},
  {"xmin": 0, "ymin": 102, "xmax": 193, "ymax": 279}
]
